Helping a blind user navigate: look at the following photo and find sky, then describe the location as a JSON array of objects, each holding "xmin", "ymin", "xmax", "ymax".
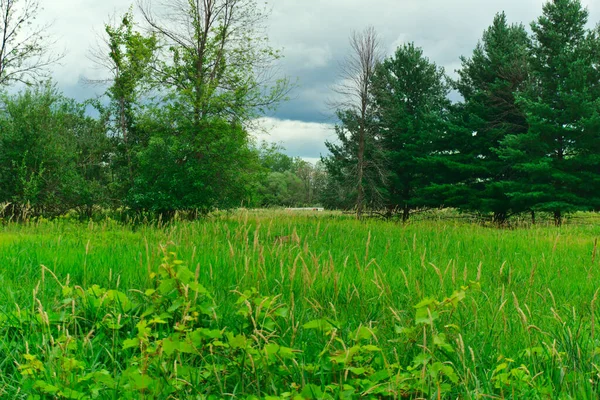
[{"xmin": 37, "ymin": 0, "xmax": 600, "ymax": 163}]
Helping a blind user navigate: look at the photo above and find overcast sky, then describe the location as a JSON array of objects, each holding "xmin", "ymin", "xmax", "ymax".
[{"xmin": 40, "ymin": 0, "xmax": 600, "ymax": 162}]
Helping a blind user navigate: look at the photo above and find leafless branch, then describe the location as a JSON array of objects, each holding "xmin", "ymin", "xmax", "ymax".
[
  {"xmin": 136, "ymin": 0, "xmax": 291, "ymax": 122},
  {"xmin": 0, "ymin": 0, "xmax": 64, "ymax": 86}
]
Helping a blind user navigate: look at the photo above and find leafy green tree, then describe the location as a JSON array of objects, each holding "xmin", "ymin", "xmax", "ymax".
[
  {"xmin": 124, "ymin": 0, "xmax": 289, "ymax": 215},
  {"xmin": 497, "ymin": 0, "xmax": 600, "ymax": 225},
  {"xmin": 371, "ymin": 43, "xmax": 450, "ymax": 221},
  {"xmin": 448, "ymin": 13, "xmax": 530, "ymax": 223},
  {"xmin": 97, "ymin": 10, "xmax": 157, "ymax": 194},
  {"xmin": 256, "ymin": 171, "xmax": 304, "ymax": 207},
  {"xmin": 139, "ymin": 0, "xmax": 288, "ymax": 124},
  {"xmin": 0, "ymin": 85, "xmax": 109, "ymax": 217},
  {"xmin": 255, "ymin": 141, "xmax": 294, "ymax": 173},
  {"xmin": 252, "ymin": 143, "xmax": 326, "ymax": 207},
  {"xmin": 127, "ymin": 110, "xmax": 257, "ymax": 215}
]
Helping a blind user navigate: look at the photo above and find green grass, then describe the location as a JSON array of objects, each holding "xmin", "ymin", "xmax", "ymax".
[{"xmin": 1, "ymin": 211, "xmax": 600, "ymax": 398}]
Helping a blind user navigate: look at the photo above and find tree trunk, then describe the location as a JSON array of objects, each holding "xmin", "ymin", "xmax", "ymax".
[
  {"xmin": 531, "ymin": 210, "xmax": 536, "ymax": 225},
  {"xmin": 493, "ymin": 211, "xmax": 508, "ymax": 225},
  {"xmin": 554, "ymin": 210, "xmax": 562, "ymax": 227},
  {"xmin": 356, "ymin": 129, "xmax": 365, "ymax": 220},
  {"xmin": 402, "ymin": 205, "xmax": 410, "ymax": 222}
]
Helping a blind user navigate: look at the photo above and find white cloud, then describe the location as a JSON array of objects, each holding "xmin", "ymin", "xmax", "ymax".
[{"xmin": 252, "ymin": 117, "xmax": 336, "ymax": 160}]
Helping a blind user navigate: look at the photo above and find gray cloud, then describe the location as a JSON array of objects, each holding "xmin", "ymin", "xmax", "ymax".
[{"xmin": 28, "ymin": 0, "xmax": 600, "ymax": 160}]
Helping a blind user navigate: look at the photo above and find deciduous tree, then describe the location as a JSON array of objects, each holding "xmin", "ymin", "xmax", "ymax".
[
  {"xmin": 324, "ymin": 27, "xmax": 386, "ymax": 218},
  {"xmin": 0, "ymin": 0, "xmax": 62, "ymax": 86}
]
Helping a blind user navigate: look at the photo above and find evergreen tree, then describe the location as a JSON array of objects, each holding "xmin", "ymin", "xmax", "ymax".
[
  {"xmin": 498, "ymin": 0, "xmax": 600, "ymax": 225},
  {"xmin": 371, "ymin": 43, "xmax": 450, "ymax": 221},
  {"xmin": 323, "ymin": 27, "xmax": 386, "ymax": 216},
  {"xmin": 322, "ymin": 109, "xmax": 387, "ymax": 212},
  {"xmin": 450, "ymin": 13, "xmax": 530, "ymax": 223}
]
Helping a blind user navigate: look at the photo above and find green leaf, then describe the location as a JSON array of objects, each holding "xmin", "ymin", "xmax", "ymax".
[
  {"xmin": 349, "ymin": 367, "xmax": 366, "ymax": 375},
  {"xmin": 123, "ymin": 338, "xmax": 140, "ymax": 350},
  {"xmin": 162, "ymin": 337, "xmax": 179, "ymax": 356},
  {"xmin": 303, "ymin": 319, "xmax": 336, "ymax": 332}
]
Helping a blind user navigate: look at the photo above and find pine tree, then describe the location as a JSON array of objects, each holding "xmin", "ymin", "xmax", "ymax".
[
  {"xmin": 323, "ymin": 28, "xmax": 387, "ymax": 216},
  {"xmin": 371, "ymin": 43, "xmax": 450, "ymax": 221},
  {"xmin": 451, "ymin": 13, "xmax": 530, "ymax": 223},
  {"xmin": 498, "ymin": 0, "xmax": 600, "ymax": 225}
]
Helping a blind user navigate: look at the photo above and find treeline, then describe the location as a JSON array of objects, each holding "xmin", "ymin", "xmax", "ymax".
[
  {"xmin": 1, "ymin": 0, "xmax": 600, "ymax": 224},
  {"xmin": 323, "ymin": 0, "xmax": 600, "ymax": 225},
  {"xmin": 0, "ymin": 85, "xmax": 325, "ymax": 217},
  {"xmin": 0, "ymin": 1, "xmax": 327, "ymax": 219}
]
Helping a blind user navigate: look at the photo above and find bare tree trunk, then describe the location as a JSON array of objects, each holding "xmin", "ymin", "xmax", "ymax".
[
  {"xmin": 331, "ymin": 27, "xmax": 382, "ymax": 219},
  {"xmin": 402, "ymin": 205, "xmax": 410, "ymax": 222},
  {"xmin": 356, "ymin": 132, "xmax": 365, "ymax": 218},
  {"xmin": 554, "ymin": 210, "xmax": 562, "ymax": 227}
]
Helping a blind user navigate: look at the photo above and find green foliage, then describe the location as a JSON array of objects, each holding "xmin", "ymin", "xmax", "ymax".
[
  {"xmin": 252, "ymin": 142, "xmax": 326, "ymax": 207},
  {"xmin": 323, "ymin": 109, "xmax": 387, "ymax": 211},
  {"xmin": 497, "ymin": 0, "xmax": 600, "ymax": 224},
  {"xmin": 445, "ymin": 13, "xmax": 531, "ymax": 223},
  {"xmin": 371, "ymin": 43, "xmax": 450, "ymax": 220},
  {"xmin": 102, "ymin": 8, "xmax": 158, "ymax": 199},
  {"xmin": 127, "ymin": 115, "xmax": 257, "ymax": 215},
  {"xmin": 0, "ymin": 85, "xmax": 110, "ymax": 218},
  {"xmin": 0, "ymin": 248, "xmax": 483, "ymax": 398}
]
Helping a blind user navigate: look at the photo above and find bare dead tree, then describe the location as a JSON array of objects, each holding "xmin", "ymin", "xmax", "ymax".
[
  {"xmin": 0, "ymin": 0, "xmax": 63, "ymax": 86},
  {"xmin": 329, "ymin": 27, "xmax": 385, "ymax": 219},
  {"xmin": 136, "ymin": 0, "xmax": 290, "ymax": 125}
]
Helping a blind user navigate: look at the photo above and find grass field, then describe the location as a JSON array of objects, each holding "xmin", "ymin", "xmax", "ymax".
[{"xmin": 1, "ymin": 211, "xmax": 600, "ymax": 398}]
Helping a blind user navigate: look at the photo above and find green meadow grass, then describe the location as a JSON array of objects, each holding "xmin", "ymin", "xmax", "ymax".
[{"xmin": 1, "ymin": 210, "xmax": 600, "ymax": 397}]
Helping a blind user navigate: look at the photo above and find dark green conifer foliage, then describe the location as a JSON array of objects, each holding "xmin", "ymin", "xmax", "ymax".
[
  {"xmin": 372, "ymin": 43, "xmax": 450, "ymax": 221},
  {"xmin": 451, "ymin": 13, "xmax": 530, "ymax": 223},
  {"xmin": 498, "ymin": 0, "xmax": 600, "ymax": 225}
]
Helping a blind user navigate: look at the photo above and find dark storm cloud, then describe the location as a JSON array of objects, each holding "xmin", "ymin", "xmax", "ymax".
[
  {"xmin": 267, "ymin": 0, "xmax": 599, "ymax": 124},
  {"xmin": 37, "ymin": 0, "xmax": 600, "ymax": 160}
]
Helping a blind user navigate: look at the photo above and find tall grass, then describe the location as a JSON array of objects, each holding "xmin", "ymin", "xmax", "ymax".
[{"xmin": 1, "ymin": 211, "xmax": 599, "ymax": 397}]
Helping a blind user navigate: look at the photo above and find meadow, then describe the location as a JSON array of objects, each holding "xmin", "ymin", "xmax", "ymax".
[{"xmin": 1, "ymin": 210, "xmax": 600, "ymax": 399}]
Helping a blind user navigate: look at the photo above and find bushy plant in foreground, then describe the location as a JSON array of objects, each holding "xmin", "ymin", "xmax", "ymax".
[{"xmin": 0, "ymin": 251, "xmax": 587, "ymax": 398}]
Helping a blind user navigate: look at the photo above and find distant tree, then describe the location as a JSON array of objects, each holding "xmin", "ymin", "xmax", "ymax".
[
  {"xmin": 255, "ymin": 141, "xmax": 294, "ymax": 173},
  {"xmin": 0, "ymin": 85, "xmax": 109, "ymax": 217},
  {"xmin": 372, "ymin": 43, "xmax": 450, "ymax": 221},
  {"xmin": 324, "ymin": 27, "xmax": 386, "ymax": 218},
  {"xmin": 449, "ymin": 13, "xmax": 531, "ymax": 223},
  {"xmin": 497, "ymin": 0, "xmax": 600, "ymax": 225},
  {"xmin": 0, "ymin": 0, "xmax": 63, "ymax": 86},
  {"xmin": 256, "ymin": 171, "xmax": 305, "ymax": 207},
  {"xmin": 251, "ymin": 142, "xmax": 326, "ymax": 207}
]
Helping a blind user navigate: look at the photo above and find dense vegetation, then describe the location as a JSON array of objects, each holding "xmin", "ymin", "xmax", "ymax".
[
  {"xmin": 0, "ymin": 211, "xmax": 599, "ymax": 398},
  {"xmin": 2, "ymin": 1, "xmax": 600, "ymax": 396},
  {"xmin": 0, "ymin": 0, "xmax": 598, "ymax": 224},
  {"xmin": 324, "ymin": 1, "xmax": 600, "ymax": 224}
]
